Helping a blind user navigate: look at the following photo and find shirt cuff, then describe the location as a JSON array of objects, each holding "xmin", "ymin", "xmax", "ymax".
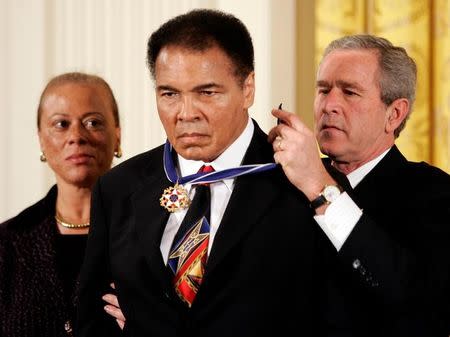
[{"xmin": 314, "ymin": 192, "xmax": 362, "ymax": 251}]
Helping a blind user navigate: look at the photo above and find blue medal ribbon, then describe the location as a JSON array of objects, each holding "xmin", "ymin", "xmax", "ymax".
[{"xmin": 163, "ymin": 140, "xmax": 277, "ymax": 185}]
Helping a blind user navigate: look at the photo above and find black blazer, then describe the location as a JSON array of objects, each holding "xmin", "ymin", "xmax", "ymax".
[
  {"xmin": 319, "ymin": 146, "xmax": 450, "ymax": 337},
  {"xmin": 0, "ymin": 186, "xmax": 82, "ymax": 337},
  {"xmin": 77, "ymin": 121, "xmax": 319, "ymax": 337}
]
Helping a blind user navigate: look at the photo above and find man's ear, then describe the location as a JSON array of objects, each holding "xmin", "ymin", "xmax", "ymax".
[
  {"xmin": 243, "ymin": 71, "xmax": 255, "ymax": 109},
  {"xmin": 385, "ymin": 98, "xmax": 409, "ymax": 133}
]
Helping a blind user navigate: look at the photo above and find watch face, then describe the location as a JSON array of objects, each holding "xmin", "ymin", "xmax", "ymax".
[{"xmin": 323, "ymin": 185, "xmax": 341, "ymax": 202}]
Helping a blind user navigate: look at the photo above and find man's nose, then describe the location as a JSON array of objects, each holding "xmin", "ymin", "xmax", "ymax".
[
  {"xmin": 178, "ymin": 96, "xmax": 200, "ymax": 121},
  {"xmin": 322, "ymin": 88, "xmax": 342, "ymax": 114}
]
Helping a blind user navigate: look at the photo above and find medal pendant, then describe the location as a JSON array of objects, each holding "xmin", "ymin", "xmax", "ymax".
[{"xmin": 160, "ymin": 183, "xmax": 190, "ymax": 212}]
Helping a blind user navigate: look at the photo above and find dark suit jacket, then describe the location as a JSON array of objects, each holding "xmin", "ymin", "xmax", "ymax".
[
  {"xmin": 319, "ymin": 146, "xmax": 450, "ymax": 337},
  {"xmin": 77, "ymin": 121, "xmax": 319, "ymax": 337}
]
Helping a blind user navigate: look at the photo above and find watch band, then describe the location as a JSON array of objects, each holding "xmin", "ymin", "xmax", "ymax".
[
  {"xmin": 310, "ymin": 194, "xmax": 327, "ymax": 209},
  {"xmin": 309, "ymin": 184, "xmax": 342, "ymax": 209}
]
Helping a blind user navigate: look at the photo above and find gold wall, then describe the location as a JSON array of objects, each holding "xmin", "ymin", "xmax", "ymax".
[{"xmin": 304, "ymin": 0, "xmax": 450, "ymax": 172}]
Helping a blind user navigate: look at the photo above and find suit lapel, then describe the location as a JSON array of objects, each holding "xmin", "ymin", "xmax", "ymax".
[
  {"xmin": 132, "ymin": 154, "xmax": 173, "ymax": 291},
  {"xmin": 206, "ymin": 170, "xmax": 280, "ymax": 274},
  {"xmin": 353, "ymin": 145, "xmax": 407, "ymax": 208},
  {"xmin": 205, "ymin": 122, "xmax": 281, "ymax": 275},
  {"xmin": 322, "ymin": 158, "xmax": 352, "ymax": 191}
]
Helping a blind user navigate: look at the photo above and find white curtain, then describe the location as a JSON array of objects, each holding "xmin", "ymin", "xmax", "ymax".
[{"xmin": 0, "ymin": 0, "xmax": 297, "ymax": 221}]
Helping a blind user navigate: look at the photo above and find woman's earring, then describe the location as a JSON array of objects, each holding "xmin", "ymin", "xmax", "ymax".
[
  {"xmin": 40, "ymin": 151, "xmax": 47, "ymax": 162},
  {"xmin": 114, "ymin": 146, "xmax": 122, "ymax": 158}
]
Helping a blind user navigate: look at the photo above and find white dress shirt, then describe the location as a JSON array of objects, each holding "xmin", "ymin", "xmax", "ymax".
[
  {"xmin": 160, "ymin": 118, "xmax": 254, "ymax": 263},
  {"xmin": 314, "ymin": 148, "xmax": 390, "ymax": 251}
]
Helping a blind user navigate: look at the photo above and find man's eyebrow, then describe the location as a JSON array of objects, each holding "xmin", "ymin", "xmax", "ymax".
[
  {"xmin": 156, "ymin": 83, "xmax": 225, "ymax": 92},
  {"xmin": 335, "ymin": 80, "xmax": 363, "ymax": 90},
  {"xmin": 316, "ymin": 79, "xmax": 363, "ymax": 91},
  {"xmin": 316, "ymin": 80, "xmax": 330, "ymax": 87},
  {"xmin": 156, "ymin": 85, "xmax": 178, "ymax": 91},
  {"xmin": 192, "ymin": 83, "xmax": 224, "ymax": 91}
]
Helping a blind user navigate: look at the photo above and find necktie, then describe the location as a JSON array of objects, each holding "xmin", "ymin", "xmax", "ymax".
[{"xmin": 167, "ymin": 165, "xmax": 214, "ymax": 307}]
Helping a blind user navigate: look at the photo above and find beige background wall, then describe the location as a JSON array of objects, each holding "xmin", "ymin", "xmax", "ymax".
[{"xmin": 0, "ymin": 0, "xmax": 299, "ymax": 221}]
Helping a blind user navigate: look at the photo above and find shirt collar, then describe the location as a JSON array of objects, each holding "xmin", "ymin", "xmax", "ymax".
[
  {"xmin": 346, "ymin": 147, "xmax": 391, "ymax": 188},
  {"xmin": 177, "ymin": 117, "xmax": 254, "ymax": 191}
]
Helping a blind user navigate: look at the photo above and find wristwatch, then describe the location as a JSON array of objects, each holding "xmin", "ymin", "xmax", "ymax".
[{"xmin": 310, "ymin": 184, "xmax": 342, "ymax": 209}]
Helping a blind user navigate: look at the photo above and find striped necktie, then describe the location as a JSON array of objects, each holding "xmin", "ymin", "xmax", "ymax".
[{"xmin": 167, "ymin": 165, "xmax": 214, "ymax": 307}]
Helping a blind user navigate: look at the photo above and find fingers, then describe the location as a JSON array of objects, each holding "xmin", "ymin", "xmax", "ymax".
[
  {"xmin": 103, "ymin": 301, "xmax": 126, "ymax": 321},
  {"xmin": 102, "ymin": 293, "xmax": 119, "ymax": 307},
  {"xmin": 276, "ymin": 137, "xmax": 283, "ymax": 151},
  {"xmin": 268, "ymin": 108, "xmax": 307, "ymax": 143},
  {"xmin": 268, "ymin": 123, "xmax": 291, "ymax": 143},
  {"xmin": 103, "ymin": 303, "xmax": 126, "ymax": 330},
  {"xmin": 272, "ymin": 136, "xmax": 284, "ymax": 153},
  {"xmin": 116, "ymin": 318, "xmax": 125, "ymax": 330},
  {"xmin": 271, "ymin": 107, "xmax": 292, "ymax": 126},
  {"xmin": 103, "ymin": 292, "xmax": 126, "ymax": 330},
  {"xmin": 271, "ymin": 108, "xmax": 304, "ymax": 131},
  {"xmin": 267, "ymin": 127, "xmax": 279, "ymax": 143}
]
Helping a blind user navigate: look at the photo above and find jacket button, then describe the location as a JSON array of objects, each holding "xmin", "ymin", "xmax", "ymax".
[{"xmin": 352, "ymin": 259, "xmax": 361, "ymax": 269}]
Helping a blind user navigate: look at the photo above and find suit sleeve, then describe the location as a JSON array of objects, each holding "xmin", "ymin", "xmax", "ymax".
[
  {"xmin": 336, "ymin": 186, "xmax": 450, "ymax": 334},
  {"xmin": 76, "ymin": 179, "xmax": 121, "ymax": 336},
  {"xmin": 338, "ymin": 214, "xmax": 412, "ymax": 302}
]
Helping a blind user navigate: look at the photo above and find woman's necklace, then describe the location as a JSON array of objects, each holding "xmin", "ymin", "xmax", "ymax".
[{"xmin": 55, "ymin": 215, "xmax": 90, "ymax": 229}]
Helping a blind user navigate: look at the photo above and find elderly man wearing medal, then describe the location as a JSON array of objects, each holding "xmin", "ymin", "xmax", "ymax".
[{"xmin": 76, "ymin": 8, "xmax": 330, "ymax": 337}]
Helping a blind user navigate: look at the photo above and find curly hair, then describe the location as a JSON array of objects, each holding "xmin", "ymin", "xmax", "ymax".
[{"xmin": 146, "ymin": 9, "xmax": 254, "ymax": 86}]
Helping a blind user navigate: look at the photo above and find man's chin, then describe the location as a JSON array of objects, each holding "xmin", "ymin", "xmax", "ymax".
[
  {"xmin": 320, "ymin": 127, "xmax": 344, "ymax": 139},
  {"xmin": 176, "ymin": 146, "xmax": 210, "ymax": 162},
  {"xmin": 318, "ymin": 142, "xmax": 337, "ymax": 158}
]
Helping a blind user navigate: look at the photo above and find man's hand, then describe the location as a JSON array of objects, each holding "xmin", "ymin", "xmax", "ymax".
[
  {"xmin": 102, "ymin": 283, "xmax": 126, "ymax": 330},
  {"xmin": 268, "ymin": 107, "xmax": 336, "ymax": 203}
]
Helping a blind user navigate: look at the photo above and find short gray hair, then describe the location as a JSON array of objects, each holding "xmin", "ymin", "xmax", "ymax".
[{"xmin": 322, "ymin": 34, "xmax": 417, "ymax": 138}]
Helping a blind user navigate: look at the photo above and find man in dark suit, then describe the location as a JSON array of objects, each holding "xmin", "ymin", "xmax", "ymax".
[
  {"xmin": 269, "ymin": 34, "xmax": 450, "ymax": 336},
  {"xmin": 77, "ymin": 9, "xmax": 319, "ymax": 336}
]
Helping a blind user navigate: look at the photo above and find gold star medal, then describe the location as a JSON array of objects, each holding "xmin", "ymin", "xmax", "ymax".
[{"xmin": 160, "ymin": 183, "xmax": 190, "ymax": 212}]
